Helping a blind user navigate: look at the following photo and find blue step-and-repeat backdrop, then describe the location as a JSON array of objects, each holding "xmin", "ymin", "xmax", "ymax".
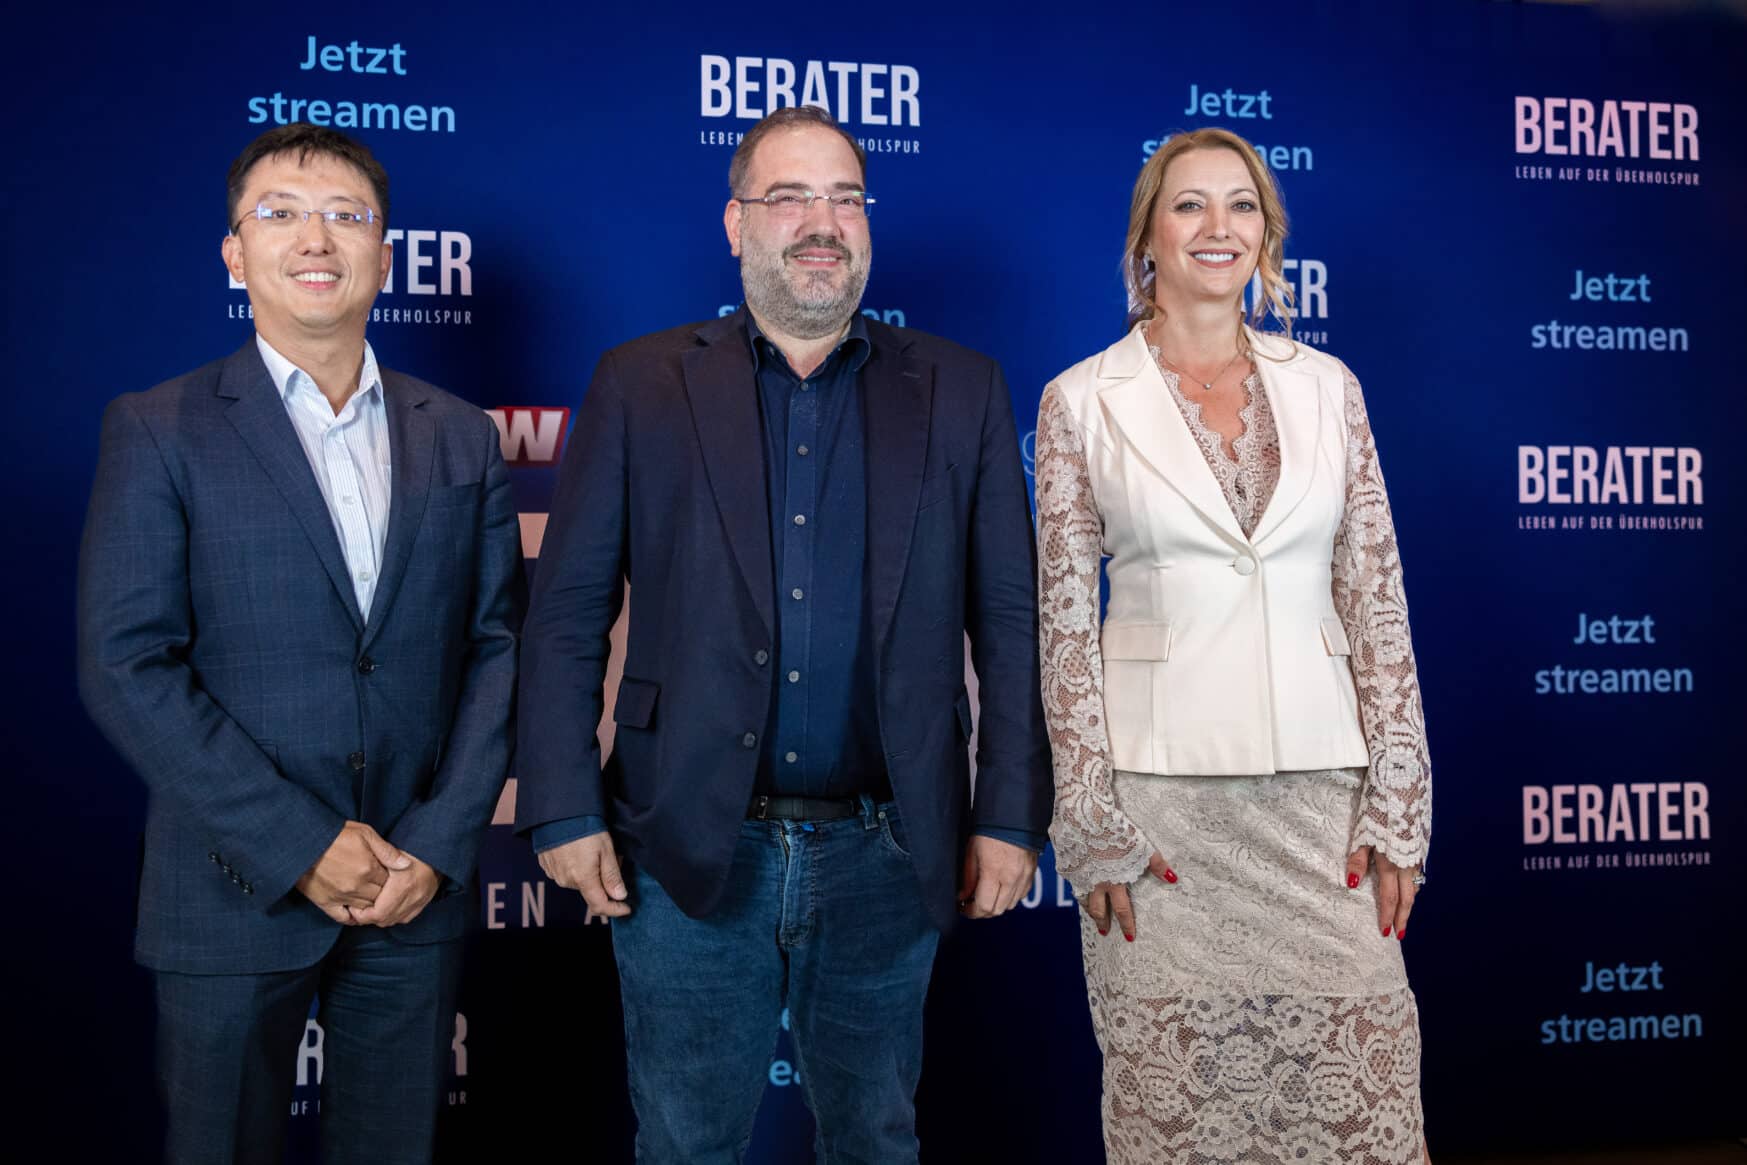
[{"xmin": 8, "ymin": 1, "xmax": 1743, "ymax": 1159}]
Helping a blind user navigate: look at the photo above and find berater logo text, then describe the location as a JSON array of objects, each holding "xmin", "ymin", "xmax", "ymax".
[
  {"xmin": 697, "ymin": 55, "xmax": 921, "ymax": 156},
  {"xmin": 1513, "ymin": 97, "xmax": 1699, "ymax": 186},
  {"xmin": 701, "ymin": 56, "xmax": 919, "ymax": 125}
]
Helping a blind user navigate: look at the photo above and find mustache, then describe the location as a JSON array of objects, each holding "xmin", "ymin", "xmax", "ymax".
[{"xmin": 783, "ymin": 236, "xmax": 852, "ymax": 261}]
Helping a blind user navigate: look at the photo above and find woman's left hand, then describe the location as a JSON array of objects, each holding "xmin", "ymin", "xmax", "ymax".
[{"xmin": 1345, "ymin": 845, "xmax": 1420, "ymax": 940}]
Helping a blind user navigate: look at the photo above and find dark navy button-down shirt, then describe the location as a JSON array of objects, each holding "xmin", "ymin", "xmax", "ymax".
[{"xmin": 747, "ymin": 312, "xmax": 885, "ymax": 798}]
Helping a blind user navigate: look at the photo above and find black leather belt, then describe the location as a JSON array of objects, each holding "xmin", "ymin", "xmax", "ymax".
[{"xmin": 748, "ymin": 795, "xmax": 859, "ymax": 821}]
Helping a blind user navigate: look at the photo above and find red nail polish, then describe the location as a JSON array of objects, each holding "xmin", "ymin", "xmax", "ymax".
[
  {"xmin": 1396, "ymin": 928, "xmax": 1406, "ymax": 941},
  {"xmin": 1098, "ymin": 928, "xmax": 1108, "ymax": 936},
  {"xmin": 1124, "ymin": 933, "xmax": 1134, "ymax": 942},
  {"xmin": 1346, "ymin": 873, "xmax": 1360, "ymax": 890},
  {"xmin": 1163, "ymin": 867, "xmax": 1178, "ymax": 884},
  {"xmin": 1381, "ymin": 926, "xmax": 1391, "ymax": 937}
]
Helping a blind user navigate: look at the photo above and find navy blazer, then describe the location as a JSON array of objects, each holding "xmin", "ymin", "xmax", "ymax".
[
  {"xmin": 515, "ymin": 311, "xmax": 1051, "ymax": 930},
  {"xmin": 77, "ymin": 341, "xmax": 524, "ymax": 975}
]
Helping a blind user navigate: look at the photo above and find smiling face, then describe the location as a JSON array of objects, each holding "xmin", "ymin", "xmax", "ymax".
[
  {"xmin": 221, "ymin": 151, "xmax": 392, "ymax": 347},
  {"xmin": 1146, "ymin": 147, "xmax": 1265, "ymax": 312},
  {"xmin": 724, "ymin": 124, "xmax": 871, "ymax": 340}
]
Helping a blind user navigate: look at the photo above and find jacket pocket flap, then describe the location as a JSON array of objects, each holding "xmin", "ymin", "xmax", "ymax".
[
  {"xmin": 612, "ymin": 677, "xmax": 659, "ymax": 728},
  {"xmin": 954, "ymin": 688, "xmax": 974, "ymax": 737},
  {"xmin": 1101, "ymin": 622, "xmax": 1172, "ymax": 661},
  {"xmin": 1319, "ymin": 616, "xmax": 1352, "ymax": 656}
]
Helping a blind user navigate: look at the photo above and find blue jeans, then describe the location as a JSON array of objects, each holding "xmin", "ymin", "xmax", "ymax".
[{"xmin": 612, "ymin": 797, "xmax": 939, "ymax": 1164}]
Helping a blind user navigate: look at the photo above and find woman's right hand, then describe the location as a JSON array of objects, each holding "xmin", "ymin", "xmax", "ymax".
[{"xmin": 1084, "ymin": 851, "xmax": 1176, "ymax": 940}]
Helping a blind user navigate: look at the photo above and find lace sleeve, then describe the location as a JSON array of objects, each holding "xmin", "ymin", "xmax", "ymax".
[
  {"xmin": 1036, "ymin": 386, "xmax": 1155, "ymax": 889},
  {"xmin": 1330, "ymin": 366, "xmax": 1432, "ymax": 869}
]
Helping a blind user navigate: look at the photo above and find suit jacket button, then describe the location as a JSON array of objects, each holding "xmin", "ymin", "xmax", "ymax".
[
  {"xmin": 357, "ymin": 656, "xmax": 377, "ymax": 674},
  {"xmin": 348, "ymin": 751, "xmax": 366, "ymax": 772},
  {"xmin": 1232, "ymin": 555, "xmax": 1257, "ymax": 576},
  {"xmin": 741, "ymin": 732, "xmax": 758, "ymax": 749},
  {"xmin": 754, "ymin": 650, "xmax": 769, "ymax": 666}
]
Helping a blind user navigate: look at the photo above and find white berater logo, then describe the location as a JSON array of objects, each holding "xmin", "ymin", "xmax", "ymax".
[
  {"xmin": 701, "ymin": 55, "xmax": 920, "ymax": 126},
  {"xmin": 1514, "ymin": 98, "xmax": 1698, "ymax": 160}
]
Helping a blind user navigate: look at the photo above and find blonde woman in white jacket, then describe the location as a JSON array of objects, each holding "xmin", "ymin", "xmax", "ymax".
[{"xmin": 1036, "ymin": 128, "xmax": 1431, "ymax": 1165}]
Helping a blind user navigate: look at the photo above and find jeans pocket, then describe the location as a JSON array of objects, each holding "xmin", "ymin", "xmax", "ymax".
[{"xmin": 876, "ymin": 805, "xmax": 914, "ymax": 860}]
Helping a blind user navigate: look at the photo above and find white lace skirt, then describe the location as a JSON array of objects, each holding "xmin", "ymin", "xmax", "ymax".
[{"xmin": 1083, "ymin": 769, "xmax": 1424, "ymax": 1165}]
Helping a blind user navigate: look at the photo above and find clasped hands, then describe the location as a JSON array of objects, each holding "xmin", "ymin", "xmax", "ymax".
[
  {"xmin": 295, "ymin": 820, "xmax": 440, "ymax": 927},
  {"xmin": 1085, "ymin": 845, "xmax": 1421, "ymax": 940}
]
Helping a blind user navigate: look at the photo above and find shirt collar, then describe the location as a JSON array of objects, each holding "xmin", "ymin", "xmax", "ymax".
[
  {"xmin": 255, "ymin": 333, "xmax": 383, "ymax": 407},
  {"xmin": 743, "ymin": 309, "xmax": 873, "ymax": 377}
]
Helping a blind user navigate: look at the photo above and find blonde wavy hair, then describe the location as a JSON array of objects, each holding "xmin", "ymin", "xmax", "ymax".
[{"xmin": 1123, "ymin": 128, "xmax": 1294, "ymax": 341}]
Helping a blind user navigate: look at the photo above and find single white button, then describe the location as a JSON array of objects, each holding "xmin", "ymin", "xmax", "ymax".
[
  {"xmin": 1232, "ymin": 555, "xmax": 1257, "ymax": 576},
  {"xmin": 788, "ymin": 670, "xmax": 800, "ymax": 683},
  {"xmin": 342, "ymin": 496, "xmax": 356, "ymax": 505},
  {"xmin": 791, "ymin": 588, "xmax": 804, "ymax": 600},
  {"xmin": 358, "ymin": 571, "xmax": 373, "ymax": 582},
  {"xmin": 793, "ymin": 514, "xmax": 806, "ymax": 526},
  {"xmin": 785, "ymin": 751, "xmax": 799, "ymax": 763}
]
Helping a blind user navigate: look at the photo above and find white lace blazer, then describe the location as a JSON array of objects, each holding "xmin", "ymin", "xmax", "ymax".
[{"xmin": 1036, "ymin": 325, "xmax": 1432, "ymax": 886}]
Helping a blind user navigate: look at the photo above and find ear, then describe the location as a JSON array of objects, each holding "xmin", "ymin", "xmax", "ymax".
[
  {"xmin": 723, "ymin": 199, "xmax": 743, "ymax": 258},
  {"xmin": 377, "ymin": 237, "xmax": 393, "ymax": 291},
  {"xmin": 221, "ymin": 233, "xmax": 245, "ymax": 285}
]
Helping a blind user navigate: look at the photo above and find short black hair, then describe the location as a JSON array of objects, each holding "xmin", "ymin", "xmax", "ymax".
[
  {"xmin": 226, "ymin": 123, "xmax": 391, "ymax": 231},
  {"xmin": 728, "ymin": 106, "xmax": 867, "ymax": 196}
]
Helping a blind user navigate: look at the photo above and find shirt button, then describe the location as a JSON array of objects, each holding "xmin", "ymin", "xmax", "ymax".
[
  {"xmin": 358, "ymin": 571, "xmax": 373, "ymax": 582},
  {"xmin": 1232, "ymin": 555, "xmax": 1257, "ymax": 576},
  {"xmin": 793, "ymin": 514, "xmax": 806, "ymax": 526},
  {"xmin": 754, "ymin": 649, "xmax": 769, "ymax": 665},
  {"xmin": 791, "ymin": 588, "xmax": 804, "ymax": 600},
  {"xmin": 342, "ymin": 496, "xmax": 356, "ymax": 505},
  {"xmin": 741, "ymin": 732, "xmax": 758, "ymax": 749},
  {"xmin": 787, "ymin": 670, "xmax": 800, "ymax": 683},
  {"xmin": 785, "ymin": 751, "xmax": 799, "ymax": 763},
  {"xmin": 800, "ymin": 382, "xmax": 813, "ymax": 392},
  {"xmin": 797, "ymin": 445, "xmax": 810, "ymax": 456}
]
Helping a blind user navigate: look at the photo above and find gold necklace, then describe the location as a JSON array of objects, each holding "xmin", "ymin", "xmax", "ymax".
[{"xmin": 1145, "ymin": 319, "xmax": 1245, "ymax": 391}]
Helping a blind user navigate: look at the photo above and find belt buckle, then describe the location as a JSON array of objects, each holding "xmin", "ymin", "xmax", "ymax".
[{"xmin": 751, "ymin": 795, "xmax": 772, "ymax": 821}]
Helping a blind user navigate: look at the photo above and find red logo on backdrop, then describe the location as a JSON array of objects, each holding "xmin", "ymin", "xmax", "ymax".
[{"xmin": 488, "ymin": 407, "xmax": 570, "ymax": 467}]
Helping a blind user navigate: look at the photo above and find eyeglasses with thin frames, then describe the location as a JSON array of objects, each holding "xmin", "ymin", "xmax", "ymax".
[
  {"xmin": 735, "ymin": 189, "xmax": 875, "ymax": 219},
  {"xmin": 233, "ymin": 201, "xmax": 380, "ymax": 235}
]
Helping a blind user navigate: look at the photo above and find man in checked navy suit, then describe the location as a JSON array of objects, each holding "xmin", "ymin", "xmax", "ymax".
[
  {"xmin": 77, "ymin": 124, "xmax": 523, "ymax": 1164},
  {"xmin": 516, "ymin": 106, "xmax": 1052, "ymax": 1161}
]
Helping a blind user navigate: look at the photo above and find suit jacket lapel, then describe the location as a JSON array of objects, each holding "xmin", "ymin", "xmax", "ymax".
[
  {"xmin": 863, "ymin": 328, "xmax": 931, "ymax": 653},
  {"xmin": 1249, "ymin": 331, "xmax": 1323, "ymax": 548},
  {"xmin": 362, "ymin": 371, "xmax": 434, "ymax": 647},
  {"xmin": 218, "ymin": 342, "xmax": 365, "ymax": 632},
  {"xmin": 1095, "ymin": 327, "xmax": 1248, "ymax": 546},
  {"xmin": 683, "ymin": 315, "xmax": 775, "ymax": 639}
]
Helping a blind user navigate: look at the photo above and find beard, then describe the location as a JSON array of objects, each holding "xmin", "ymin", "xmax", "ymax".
[{"xmin": 739, "ymin": 233, "xmax": 871, "ymax": 340}]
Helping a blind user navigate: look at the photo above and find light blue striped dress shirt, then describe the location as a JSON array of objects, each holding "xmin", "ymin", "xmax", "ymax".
[{"xmin": 256, "ymin": 335, "xmax": 393, "ymax": 620}]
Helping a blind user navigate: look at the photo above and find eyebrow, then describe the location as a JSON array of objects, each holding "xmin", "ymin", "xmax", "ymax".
[
  {"xmin": 757, "ymin": 180, "xmax": 867, "ymax": 195},
  {"xmin": 1171, "ymin": 187, "xmax": 1259, "ymax": 199},
  {"xmin": 255, "ymin": 190, "xmax": 370, "ymax": 206}
]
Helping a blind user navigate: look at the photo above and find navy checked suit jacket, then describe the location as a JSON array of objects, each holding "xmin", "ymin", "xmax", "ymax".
[
  {"xmin": 514, "ymin": 311, "xmax": 1052, "ymax": 930},
  {"xmin": 77, "ymin": 341, "xmax": 524, "ymax": 974}
]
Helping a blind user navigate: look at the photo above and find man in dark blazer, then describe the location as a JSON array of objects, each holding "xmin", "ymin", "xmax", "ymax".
[
  {"xmin": 516, "ymin": 106, "xmax": 1051, "ymax": 1161},
  {"xmin": 77, "ymin": 124, "xmax": 522, "ymax": 1164}
]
